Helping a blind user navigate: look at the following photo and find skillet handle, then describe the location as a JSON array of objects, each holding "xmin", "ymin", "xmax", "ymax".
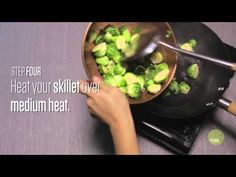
[
  {"xmin": 228, "ymin": 102, "xmax": 236, "ymax": 116},
  {"xmin": 218, "ymin": 97, "xmax": 236, "ymax": 116},
  {"xmin": 233, "ymin": 64, "xmax": 236, "ymax": 71}
]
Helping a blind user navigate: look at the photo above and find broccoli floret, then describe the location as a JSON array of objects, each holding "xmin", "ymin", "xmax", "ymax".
[
  {"xmin": 186, "ymin": 63, "xmax": 199, "ymax": 79},
  {"xmin": 127, "ymin": 83, "xmax": 142, "ymax": 99}
]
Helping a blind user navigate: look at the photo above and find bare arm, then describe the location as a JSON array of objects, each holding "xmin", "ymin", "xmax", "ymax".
[{"xmin": 79, "ymin": 76, "xmax": 139, "ymax": 155}]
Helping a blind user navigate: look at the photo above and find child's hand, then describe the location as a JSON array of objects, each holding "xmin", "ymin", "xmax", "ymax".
[{"xmin": 79, "ymin": 76, "xmax": 139, "ymax": 155}]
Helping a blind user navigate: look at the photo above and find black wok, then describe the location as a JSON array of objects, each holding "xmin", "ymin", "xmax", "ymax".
[{"xmin": 142, "ymin": 22, "xmax": 236, "ymax": 119}]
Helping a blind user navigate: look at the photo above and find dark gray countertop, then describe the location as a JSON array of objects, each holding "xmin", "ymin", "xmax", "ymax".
[{"xmin": 0, "ymin": 22, "xmax": 235, "ymax": 154}]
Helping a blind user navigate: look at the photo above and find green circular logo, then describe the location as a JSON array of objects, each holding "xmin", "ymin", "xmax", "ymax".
[{"xmin": 208, "ymin": 129, "xmax": 224, "ymax": 145}]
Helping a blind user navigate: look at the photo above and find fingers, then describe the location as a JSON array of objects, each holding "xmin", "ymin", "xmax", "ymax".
[
  {"xmin": 88, "ymin": 107, "xmax": 96, "ymax": 115},
  {"xmin": 78, "ymin": 80, "xmax": 95, "ymax": 97},
  {"xmin": 78, "ymin": 80, "xmax": 88, "ymax": 94},
  {"xmin": 79, "ymin": 76, "xmax": 111, "ymax": 97},
  {"xmin": 92, "ymin": 76, "xmax": 115, "ymax": 93},
  {"xmin": 91, "ymin": 75, "xmax": 107, "ymax": 90},
  {"xmin": 87, "ymin": 98, "xmax": 97, "ymax": 116},
  {"xmin": 92, "ymin": 75, "xmax": 103, "ymax": 83}
]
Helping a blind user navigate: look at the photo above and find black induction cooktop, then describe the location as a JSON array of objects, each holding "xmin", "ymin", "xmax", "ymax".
[{"xmin": 130, "ymin": 23, "xmax": 236, "ymax": 154}]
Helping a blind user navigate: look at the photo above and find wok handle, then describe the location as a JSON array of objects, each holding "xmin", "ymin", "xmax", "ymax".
[
  {"xmin": 157, "ymin": 41, "xmax": 236, "ymax": 72},
  {"xmin": 233, "ymin": 64, "xmax": 236, "ymax": 71},
  {"xmin": 218, "ymin": 97, "xmax": 236, "ymax": 116}
]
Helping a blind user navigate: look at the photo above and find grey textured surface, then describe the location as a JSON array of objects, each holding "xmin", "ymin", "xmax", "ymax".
[{"xmin": 0, "ymin": 22, "xmax": 235, "ymax": 154}]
